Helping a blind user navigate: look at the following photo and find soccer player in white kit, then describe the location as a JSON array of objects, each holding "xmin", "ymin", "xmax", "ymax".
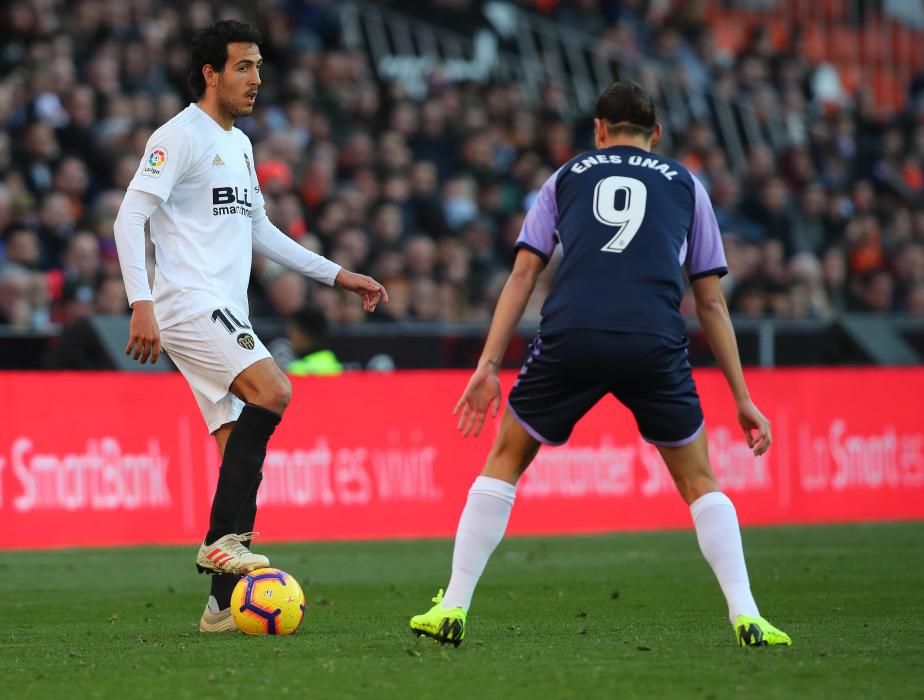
[{"xmin": 113, "ymin": 20, "xmax": 388, "ymax": 632}]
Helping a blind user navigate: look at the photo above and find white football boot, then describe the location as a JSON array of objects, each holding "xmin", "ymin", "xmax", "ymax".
[
  {"xmin": 199, "ymin": 595, "xmax": 237, "ymax": 633},
  {"xmin": 196, "ymin": 532, "xmax": 269, "ymax": 575}
]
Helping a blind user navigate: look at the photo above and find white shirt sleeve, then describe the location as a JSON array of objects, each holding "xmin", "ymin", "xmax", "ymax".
[
  {"xmin": 127, "ymin": 124, "xmax": 193, "ymax": 202},
  {"xmin": 252, "ymin": 204, "xmax": 342, "ymax": 286},
  {"xmin": 113, "ymin": 189, "xmax": 162, "ymax": 305}
]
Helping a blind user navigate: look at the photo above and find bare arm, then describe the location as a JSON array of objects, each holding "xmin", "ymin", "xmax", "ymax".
[
  {"xmin": 455, "ymin": 249, "xmax": 546, "ymax": 436},
  {"xmin": 691, "ymin": 274, "xmax": 749, "ymax": 401},
  {"xmin": 692, "ymin": 274, "xmax": 771, "ymax": 455}
]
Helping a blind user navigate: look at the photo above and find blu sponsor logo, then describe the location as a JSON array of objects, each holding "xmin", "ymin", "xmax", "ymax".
[{"xmin": 212, "ymin": 186, "xmax": 253, "ymax": 217}]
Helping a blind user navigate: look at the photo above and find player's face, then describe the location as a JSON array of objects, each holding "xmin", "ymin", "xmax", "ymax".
[{"xmin": 216, "ymin": 42, "xmax": 262, "ymax": 118}]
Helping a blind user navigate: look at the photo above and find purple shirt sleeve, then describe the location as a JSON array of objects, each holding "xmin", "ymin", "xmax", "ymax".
[
  {"xmin": 515, "ymin": 169, "xmax": 561, "ymax": 261},
  {"xmin": 684, "ymin": 174, "xmax": 728, "ymax": 279}
]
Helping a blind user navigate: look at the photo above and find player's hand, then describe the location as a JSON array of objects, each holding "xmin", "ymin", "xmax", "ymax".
[
  {"xmin": 453, "ymin": 364, "xmax": 502, "ymax": 437},
  {"xmin": 125, "ymin": 300, "xmax": 161, "ymax": 365},
  {"xmin": 737, "ymin": 399, "xmax": 771, "ymax": 456},
  {"xmin": 335, "ymin": 269, "xmax": 388, "ymax": 312}
]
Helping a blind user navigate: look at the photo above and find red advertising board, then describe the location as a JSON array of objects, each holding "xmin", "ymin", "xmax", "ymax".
[{"xmin": 2, "ymin": 369, "xmax": 923, "ymax": 549}]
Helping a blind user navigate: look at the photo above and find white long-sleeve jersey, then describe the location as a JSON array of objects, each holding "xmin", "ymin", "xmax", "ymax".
[{"xmin": 114, "ymin": 103, "xmax": 340, "ymax": 329}]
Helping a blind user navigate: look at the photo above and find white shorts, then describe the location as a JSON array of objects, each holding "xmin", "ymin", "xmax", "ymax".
[{"xmin": 160, "ymin": 307, "xmax": 272, "ymax": 433}]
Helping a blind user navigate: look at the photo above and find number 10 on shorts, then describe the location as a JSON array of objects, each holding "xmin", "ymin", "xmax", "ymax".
[{"xmin": 211, "ymin": 307, "xmax": 251, "ymax": 334}]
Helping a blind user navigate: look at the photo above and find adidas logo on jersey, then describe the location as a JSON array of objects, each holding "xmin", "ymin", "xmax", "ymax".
[{"xmin": 212, "ymin": 154, "xmax": 224, "ymax": 166}]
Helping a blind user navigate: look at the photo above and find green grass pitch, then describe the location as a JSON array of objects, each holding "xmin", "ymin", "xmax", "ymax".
[{"xmin": 2, "ymin": 523, "xmax": 923, "ymax": 699}]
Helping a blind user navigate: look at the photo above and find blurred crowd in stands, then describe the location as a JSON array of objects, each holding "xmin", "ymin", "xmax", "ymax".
[{"xmin": 1, "ymin": 0, "xmax": 923, "ymax": 334}]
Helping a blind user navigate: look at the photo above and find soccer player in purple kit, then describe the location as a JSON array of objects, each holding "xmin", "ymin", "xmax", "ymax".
[{"xmin": 410, "ymin": 81, "xmax": 791, "ymax": 648}]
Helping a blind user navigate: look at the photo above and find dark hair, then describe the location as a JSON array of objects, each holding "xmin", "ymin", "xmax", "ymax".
[
  {"xmin": 594, "ymin": 81, "xmax": 657, "ymax": 139},
  {"xmin": 187, "ymin": 20, "xmax": 262, "ymax": 99}
]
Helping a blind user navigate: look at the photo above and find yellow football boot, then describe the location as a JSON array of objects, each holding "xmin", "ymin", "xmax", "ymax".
[{"xmin": 410, "ymin": 589, "xmax": 466, "ymax": 647}]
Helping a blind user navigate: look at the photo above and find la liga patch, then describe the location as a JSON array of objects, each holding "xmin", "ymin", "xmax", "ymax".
[{"xmin": 142, "ymin": 146, "xmax": 168, "ymax": 177}]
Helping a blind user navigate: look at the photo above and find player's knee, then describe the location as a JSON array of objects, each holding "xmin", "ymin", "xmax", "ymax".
[
  {"xmin": 488, "ymin": 433, "xmax": 513, "ymax": 461},
  {"xmin": 252, "ymin": 376, "xmax": 291, "ymax": 414},
  {"xmin": 485, "ymin": 437, "xmax": 534, "ymax": 480},
  {"xmin": 279, "ymin": 375, "xmax": 293, "ymax": 407},
  {"xmin": 272, "ymin": 376, "xmax": 293, "ymax": 412},
  {"xmin": 672, "ymin": 472, "xmax": 719, "ymax": 505}
]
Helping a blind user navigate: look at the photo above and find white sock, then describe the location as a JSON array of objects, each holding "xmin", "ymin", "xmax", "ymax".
[
  {"xmin": 690, "ymin": 491, "xmax": 760, "ymax": 623},
  {"xmin": 442, "ymin": 476, "xmax": 516, "ymax": 611}
]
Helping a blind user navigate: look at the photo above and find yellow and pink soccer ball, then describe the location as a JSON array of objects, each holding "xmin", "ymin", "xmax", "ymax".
[{"xmin": 230, "ymin": 568, "xmax": 306, "ymax": 636}]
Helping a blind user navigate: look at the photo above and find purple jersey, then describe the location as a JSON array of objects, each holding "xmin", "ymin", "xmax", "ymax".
[{"xmin": 516, "ymin": 146, "xmax": 727, "ymax": 340}]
